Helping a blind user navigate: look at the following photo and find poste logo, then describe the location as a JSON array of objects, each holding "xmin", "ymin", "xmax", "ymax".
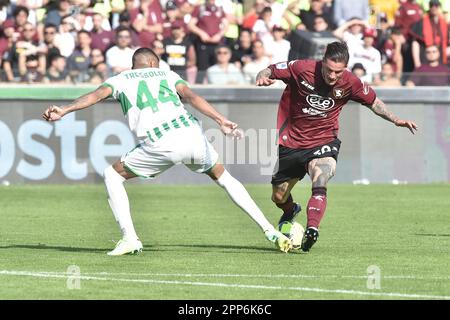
[{"xmin": 305, "ymin": 94, "xmax": 335, "ymax": 111}]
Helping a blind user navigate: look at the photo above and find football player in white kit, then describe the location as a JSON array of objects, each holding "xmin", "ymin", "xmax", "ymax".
[{"xmin": 43, "ymin": 48, "xmax": 291, "ymax": 255}]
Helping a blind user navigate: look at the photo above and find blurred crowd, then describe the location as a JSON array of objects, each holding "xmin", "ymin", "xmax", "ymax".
[{"xmin": 0, "ymin": 0, "xmax": 449, "ymax": 86}]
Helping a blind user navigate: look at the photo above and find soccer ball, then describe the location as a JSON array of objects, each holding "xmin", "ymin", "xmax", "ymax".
[{"xmin": 278, "ymin": 221, "xmax": 305, "ymax": 250}]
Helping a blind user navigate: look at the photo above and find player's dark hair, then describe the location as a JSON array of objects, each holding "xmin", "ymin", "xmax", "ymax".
[
  {"xmin": 323, "ymin": 41, "xmax": 349, "ymax": 65},
  {"xmin": 132, "ymin": 47, "xmax": 160, "ymax": 65}
]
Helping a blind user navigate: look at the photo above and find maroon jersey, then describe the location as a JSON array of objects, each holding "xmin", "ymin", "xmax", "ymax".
[
  {"xmin": 269, "ymin": 59, "xmax": 377, "ymax": 149},
  {"xmin": 191, "ymin": 4, "xmax": 225, "ymax": 37}
]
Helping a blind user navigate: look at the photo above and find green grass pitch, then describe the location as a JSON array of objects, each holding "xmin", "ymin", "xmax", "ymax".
[{"xmin": 0, "ymin": 183, "xmax": 449, "ymax": 300}]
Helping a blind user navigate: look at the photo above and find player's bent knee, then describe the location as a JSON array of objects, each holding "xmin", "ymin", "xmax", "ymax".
[{"xmin": 271, "ymin": 191, "xmax": 286, "ymax": 204}]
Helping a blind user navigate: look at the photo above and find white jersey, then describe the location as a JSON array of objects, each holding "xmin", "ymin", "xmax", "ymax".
[{"xmin": 103, "ymin": 68, "xmax": 195, "ymax": 140}]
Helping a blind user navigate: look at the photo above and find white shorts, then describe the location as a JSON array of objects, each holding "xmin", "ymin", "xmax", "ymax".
[{"xmin": 121, "ymin": 125, "xmax": 219, "ymax": 178}]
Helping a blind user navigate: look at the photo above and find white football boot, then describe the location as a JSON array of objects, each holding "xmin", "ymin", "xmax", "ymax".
[{"xmin": 107, "ymin": 238, "xmax": 143, "ymax": 256}]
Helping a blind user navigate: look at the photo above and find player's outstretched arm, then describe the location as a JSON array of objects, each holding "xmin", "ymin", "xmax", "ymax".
[
  {"xmin": 42, "ymin": 85, "xmax": 113, "ymax": 122},
  {"xmin": 175, "ymin": 82, "xmax": 243, "ymax": 138},
  {"xmin": 256, "ymin": 68, "xmax": 276, "ymax": 86},
  {"xmin": 367, "ymin": 97, "xmax": 418, "ymax": 134}
]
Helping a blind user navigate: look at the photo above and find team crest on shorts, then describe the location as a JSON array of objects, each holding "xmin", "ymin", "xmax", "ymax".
[{"xmin": 332, "ymin": 88, "xmax": 344, "ymax": 99}]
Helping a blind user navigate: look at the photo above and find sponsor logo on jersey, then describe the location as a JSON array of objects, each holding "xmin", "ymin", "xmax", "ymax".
[
  {"xmin": 301, "ymin": 80, "xmax": 315, "ymax": 91},
  {"xmin": 303, "ymin": 94, "xmax": 335, "ymax": 117},
  {"xmin": 333, "ymin": 88, "xmax": 344, "ymax": 98},
  {"xmin": 306, "ymin": 94, "xmax": 335, "ymax": 111}
]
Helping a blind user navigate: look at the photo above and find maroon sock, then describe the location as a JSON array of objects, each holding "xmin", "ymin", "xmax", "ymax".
[
  {"xmin": 276, "ymin": 194, "xmax": 295, "ymax": 214},
  {"xmin": 306, "ymin": 187, "xmax": 327, "ymax": 229}
]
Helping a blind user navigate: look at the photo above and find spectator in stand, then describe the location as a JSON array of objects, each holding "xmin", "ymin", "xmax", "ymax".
[
  {"xmin": 117, "ymin": 11, "xmax": 141, "ymax": 48},
  {"xmin": 333, "ymin": 17, "xmax": 367, "ymax": 49},
  {"xmin": 18, "ymin": 54, "xmax": 44, "ymax": 83},
  {"xmin": 43, "ymin": 53, "xmax": 70, "ymax": 83},
  {"xmin": 242, "ymin": 39, "xmax": 271, "ymax": 83},
  {"xmin": 2, "ymin": 19, "xmax": 27, "ymax": 82},
  {"xmin": 242, "ymin": 0, "xmax": 267, "ymax": 30},
  {"xmin": 90, "ymin": 12, "xmax": 115, "ymax": 54},
  {"xmin": 375, "ymin": 13, "xmax": 392, "ymax": 50},
  {"xmin": 0, "ymin": 28, "xmax": 10, "ymax": 68},
  {"xmin": 88, "ymin": 48, "xmax": 108, "ymax": 84},
  {"xmin": 151, "ymin": 38, "xmax": 171, "ymax": 70},
  {"xmin": 265, "ymin": 25, "xmax": 290, "ymax": 64},
  {"xmin": 109, "ymin": 0, "xmax": 127, "ymax": 29},
  {"xmin": 14, "ymin": 0, "xmax": 47, "ymax": 27},
  {"xmin": 54, "ymin": 14, "xmax": 76, "ymax": 58},
  {"xmin": 394, "ymin": 0, "xmax": 423, "ymax": 41},
  {"xmin": 44, "ymin": 0, "xmax": 72, "ymax": 28},
  {"xmin": 176, "ymin": 0, "xmax": 195, "ymax": 25},
  {"xmin": 130, "ymin": 0, "xmax": 164, "ymax": 48},
  {"xmin": 312, "ymin": 14, "xmax": 334, "ymax": 33},
  {"xmin": 253, "ymin": 6, "xmax": 274, "ymax": 50},
  {"xmin": 15, "ymin": 22, "xmax": 40, "ymax": 57},
  {"xmin": 67, "ymin": 30, "xmax": 92, "ymax": 83},
  {"xmin": 379, "ymin": 26, "xmax": 405, "ymax": 80},
  {"xmin": 11, "ymin": 21, "xmax": 45, "ymax": 83},
  {"xmin": 162, "ymin": 1, "xmax": 186, "ymax": 39},
  {"xmin": 333, "ymin": 0, "xmax": 370, "ymax": 27},
  {"xmin": 394, "ymin": 0, "xmax": 424, "ymax": 78},
  {"xmin": 222, "ymin": 0, "xmax": 244, "ymax": 46},
  {"xmin": 300, "ymin": 0, "xmax": 335, "ymax": 32},
  {"xmin": 230, "ymin": 28, "xmax": 254, "ymax": 68},
  {"xmin": 406, "ymin": 44, "xmax": 450, "ymax": 86},
  {"xmin": 12, "ymin": 5, "xmax": 31, "ymax": 38},
  {"xmin": 348, "ymin": 27, "xmax": 382, "ymax": 84},
  {"xmin": 163, "ymin": 19, "xmax": 196, "ymax": 80},
  {"xmin": 373, "ymin": 62, "xmax": 402, "ymax": 87},
  {"xmin": 105, "ymin": 26, "xmax": 135, "ymax": 74},
  {"xmin": 37, "ymin": 24, "xmax": 61, "ymax": 70},
  {"xmin": 188, "ymin": 0, "xmax": 228, "ymax": 83},
  {"xmin": 206, "ymin": 44, "xmax": 246, "ymax": 85},
  {"xmin": 420, "ymin": 0, "xmax": 450, "ymax": 16},
  {"xmin": 410, "ymin": 0, "xmax": 449, "ymax": 69},
  {"xmin": 266, "ymin": 0, "xmax": 288, "ymax": 27},
  {"xmin": 351, "ymin": 62, "xmax": 368, "ymax": 81}
]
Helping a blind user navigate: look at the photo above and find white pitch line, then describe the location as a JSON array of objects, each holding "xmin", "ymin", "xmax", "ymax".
[
  {"xmin": 1, "ymin": 270, "xmax": 449, "ymax": 300},
  {"xmin": 21, "ymin": 271, "xmax": 450, "ymax": 281}
]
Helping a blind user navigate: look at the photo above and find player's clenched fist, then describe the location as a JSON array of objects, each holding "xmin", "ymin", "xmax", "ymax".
[{"xmin": 42, "ymin": 106, "xmax": 65, "ymax": 121}]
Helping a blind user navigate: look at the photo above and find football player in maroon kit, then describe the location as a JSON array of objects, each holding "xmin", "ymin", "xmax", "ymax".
[{"xmin": 256, "ymin": 41, "xmax": 418, "ymax": 252}]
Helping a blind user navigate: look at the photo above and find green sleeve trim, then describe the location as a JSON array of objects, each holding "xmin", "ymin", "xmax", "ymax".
[
  {"xmin": 175, "ymin": 79, "xmax": 188, "ymax": 87},
  {"xmin": 101, "ymin": 83, "xmax": 115, "ymax": 98}
]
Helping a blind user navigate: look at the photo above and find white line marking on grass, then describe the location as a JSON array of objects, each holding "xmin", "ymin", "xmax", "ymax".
[
  {"xmin": 1, "ymin": 270, "xmax": 449, "ymax": 300},
  {"xmin": 33, "ymin": 271, "xmax": 450, "ymax": 281}
]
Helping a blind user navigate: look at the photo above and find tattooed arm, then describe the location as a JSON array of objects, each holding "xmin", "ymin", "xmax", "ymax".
[
  {"xmin": 368, "ymin": 97, "xmax": 418, "ymax": 134},
  {"xmin": 256, "ymin": 68, "xmax": 276, "ymax": 86},
  {"xmin": 42, "ymin": 85, "xmax": 112, "ymax": 121}
]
